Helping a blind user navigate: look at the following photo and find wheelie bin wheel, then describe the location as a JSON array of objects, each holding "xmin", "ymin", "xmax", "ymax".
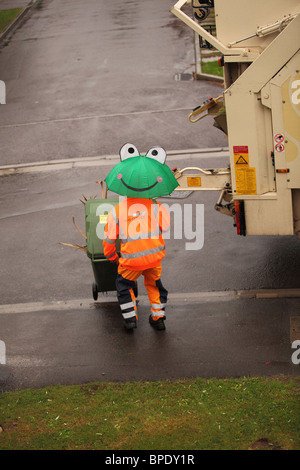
[{"xmin": 92, "ymin": 282, "xmax": 98, "ymax": 301}]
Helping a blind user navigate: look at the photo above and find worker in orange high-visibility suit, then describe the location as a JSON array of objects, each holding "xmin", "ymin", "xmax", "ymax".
[{"xmin": 103, "ymin": 197, "xmax": 170, "ymax": 330}]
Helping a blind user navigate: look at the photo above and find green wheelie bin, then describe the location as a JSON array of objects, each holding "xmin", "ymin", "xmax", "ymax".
[{"xmin": 85, "ymin": 197, "xmax": 120, "ymax": 300}]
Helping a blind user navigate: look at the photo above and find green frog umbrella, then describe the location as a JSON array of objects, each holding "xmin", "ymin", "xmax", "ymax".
[{"xmin": 105, "ymin": 143, "xmax": 179, "ymax": 198}]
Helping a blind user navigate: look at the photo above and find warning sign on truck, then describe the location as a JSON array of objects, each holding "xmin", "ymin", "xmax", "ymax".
[
  {"xmin": 233, "ymin": 146, "xmax": 257, "ymax": 195},
  {"xmin": 235, "ymin": 155, "xmax": 248, "ymax": 165},
  {"xmin": 275, "ymin": 142, "xmax": 285, "ymax": 153},
  {"xmin": 274, "ymin": 133, "xmax": 284, "ymax": 143}
]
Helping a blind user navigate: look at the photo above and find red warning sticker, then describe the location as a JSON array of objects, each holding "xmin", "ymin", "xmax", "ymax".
[
  {"xmin": 274, "ymin": 133, "xmax": 284, "ymax": 143},
  {"xmin": 275, "ymin": 142, "xmax": 285, "ymax": 152},
  {"xmin": 233, "ymin": 145, "xmax": 248, "ymax": 153}
]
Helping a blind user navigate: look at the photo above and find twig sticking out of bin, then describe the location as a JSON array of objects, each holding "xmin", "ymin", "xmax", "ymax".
[
  {"xmin": 96, "ymin": 180, "xmax": 108, "ymax": 199},
  {"xmin": 59, "ymin": 216, "xmax": 87, "ymax": 252},
  {"xmin": 60, "ymin": 181, "xmax": 108, "ymax": 254},
  {"xmin": 80, "ymin": 194, "xmax": 97, "ymax": 205},
  {"xmin": 72, "ymin": 216, "xmax": 87, "ymax": 239},
  {"xmin": 59, "ymin": 242, "xmax": 87, "ymax": 252},
  {"xmin": 80, "ymin": 194, "xmax": 88, "ymax": 205}
]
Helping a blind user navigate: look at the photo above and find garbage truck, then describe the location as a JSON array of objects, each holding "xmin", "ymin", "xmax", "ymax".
[{"xmin": 170, "ymin": 0, "xmax": 300, "ymax": 238}]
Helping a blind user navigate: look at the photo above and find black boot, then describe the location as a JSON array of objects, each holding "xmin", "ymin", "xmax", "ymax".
[
  {"xmin": 124, "ymin": 318, "xmax": 137, "ymax": 330},
  {"xmin": 149, "ymin": 315, "xmax": 166, "ymax": 330}
]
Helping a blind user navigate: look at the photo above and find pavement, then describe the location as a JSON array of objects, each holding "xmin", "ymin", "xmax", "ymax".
[
  {"xmin": 0, "ymin": 292, "xmax": 299, "ymax": 391},
  {"xmin": 0, "ymin": 1, "xmax": 31, "ymax": 8},
  {"xmin": 0, "ymin": 0, "xmax": 36, "ymax": 40}
]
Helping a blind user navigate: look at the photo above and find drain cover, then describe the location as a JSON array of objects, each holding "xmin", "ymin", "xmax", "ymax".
[{"xmin": 174, "ymin": 73, "xmax": 194, "ymax": 81}]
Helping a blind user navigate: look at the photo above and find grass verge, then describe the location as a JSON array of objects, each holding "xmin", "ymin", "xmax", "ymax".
[
  {"xmin": 1, "ymin": 376, "xmax": 299, "ymax": 450},
  {"xmin": 201, "ymin": 60, "xmax": 223, "ymax": 77},
  {"xmin": 0, "ymin": 8, "xmax": 23, "ymax": 34}
]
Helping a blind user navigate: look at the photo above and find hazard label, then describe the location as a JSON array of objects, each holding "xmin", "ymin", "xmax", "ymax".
[
  {"xmin": 235, "ymin": 155, "xmax": 248, "ymax": 165},
  {"xmin": 233, "ymin": 146, "xmax": 249, "ymax": 167},
  {"xmin": 233, "ymin": 145, "xmax": 248, "ymax": 153},
  {"xmin": 235, "ymin": 167, "xmax": 257, "ymax": 195},
  {"xmin": 274, "ymin": 133, "xmax": 284, "ymax": 143},
  {"xmin": 187, "ymin": 176, "xmax": 201, "ymax": 187},
  {"xmin": 233, "ymin": 145, "xmax": 257, "ymax": 195}
]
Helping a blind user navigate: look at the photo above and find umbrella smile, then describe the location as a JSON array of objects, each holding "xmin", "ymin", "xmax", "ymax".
[{"xmin": 117, "ymin": 173, "xmax": 163, "ymax": 192}]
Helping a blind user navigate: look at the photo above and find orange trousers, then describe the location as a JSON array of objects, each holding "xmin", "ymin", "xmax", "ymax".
[{"xmin": 116, "ymin": 264, "xmax": 168, "ymax": 321}]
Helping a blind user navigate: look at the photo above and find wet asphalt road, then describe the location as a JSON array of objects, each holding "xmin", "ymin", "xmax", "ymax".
[
  {"xmin": 0, "ymin": 0, "xmax": 299, "ymax": 390},
  {"xmin": 0, "ymin": 156, "xmax": 300, "ymax": 306},
  {"xmin": 0, "ymin": 0, "xmax": 225, "ymax": 165}
]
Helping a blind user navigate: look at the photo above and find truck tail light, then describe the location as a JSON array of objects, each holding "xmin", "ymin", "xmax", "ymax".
[{"xmin": 234, "ymin": 200, "xmax": 246, "ymax": 236}]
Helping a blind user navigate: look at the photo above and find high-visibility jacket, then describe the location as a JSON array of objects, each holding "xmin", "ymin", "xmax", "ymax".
[{"xmin": 103, "ymin": 197, "xmax": 170, "ymax": 271}]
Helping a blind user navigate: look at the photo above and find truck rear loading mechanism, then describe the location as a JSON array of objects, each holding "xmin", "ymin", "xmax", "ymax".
[{"xmin": 170, "ymin": 0, "xmax": 300, "ymax": 239}]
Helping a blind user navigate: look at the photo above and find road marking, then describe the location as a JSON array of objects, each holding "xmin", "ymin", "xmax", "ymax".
[
  {"xmin": 0, "ymin": 289, "xmax": 299, "ymax": 315},
  {"xmin": 0, "ymin": 200, "xmax": 80, "ymax": 220},
  {"xmin": 0, "ymin": 107, "xmax": 193, "ymax": 130}
]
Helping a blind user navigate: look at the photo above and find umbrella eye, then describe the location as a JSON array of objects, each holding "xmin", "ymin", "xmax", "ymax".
[
  {"xmin": 146, "ymin": 146, "xmax": 166, "ymax": 165},
  {"xmin": 120, "ymin": 143, "xmax": 140, "ymax": 161}
]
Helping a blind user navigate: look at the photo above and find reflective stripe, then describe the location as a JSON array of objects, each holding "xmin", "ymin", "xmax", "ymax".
[
  {"xmin": 131, "ymin": 211, "xmax": 147, "ymax": 218},
  {"xmin": 150, "ymin": 309, "xmax": 164, "ymax": 314},
  {"xmin": 120, "ymin": 301, "xmax": 136, "ymax": 311},
  {"xmin": 104, "ymin": 236, "xmax": 116, "ymax": 245},
  {"xmin": 122, "ymin": 311, "xmax": 136, "ymax": 319},
  {"xmin": 120, "ymin": 245, "xmax": 165, "ymax": 259},
  {"xmin": 151, "ymin": 303, "xmax": 166, "ymax": 310},
  {"xmin": 121, "ymin": 229, "xmax": 160, "ymax": 244},
  {"xmin": 106, "ymin": 251, "xmax": 117, "ymax": 260},
  {"xmin": 150, "ymin": 311, "xmax": 165, "ymax": 318}
]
